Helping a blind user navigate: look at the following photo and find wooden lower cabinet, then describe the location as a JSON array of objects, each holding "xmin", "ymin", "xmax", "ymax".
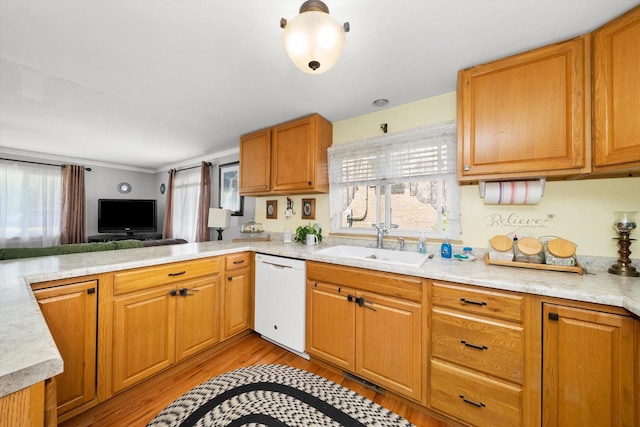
[
  {"xmin": 112, "ymin": 284, "xmax": 177, "ymax": 393},
  {"xmin": 33, "ymin": 280, "xmax": 97, "ymax": 417},
  {"xmin": 542, "ymin": 303, "xmax": 636, "ymax": 427},
  {"xmin": 112, "ymin": 276, "xmax": 220, "ymax": 393},
  {"xmin": 430, "ymin": 360, "xmax": 522, "ymax": 427},
  {"xmin": 306, "ymin": 282, "xmax": 355, "ymax": 370},
  {"xmin": 222, "ymin": 253, "xmax": 252, "ymax": 339},
  {"xmin": 428, "ymin": 281, "xmax": 530, "ymax": 426},
  {"xmin": 306, "ymin": 263, "xmax": 423, "ymax": 401},
  {"xmin": 0, "ymin": 382, "xmax": 45, "ymax": 427}
]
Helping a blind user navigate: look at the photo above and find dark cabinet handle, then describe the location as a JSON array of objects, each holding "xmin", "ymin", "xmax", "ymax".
[
  {"xmin": 233, "ymin": 260, "xmax": 245, "ymax": 265},
  {"xmin": 169, "ymin": 290, "xmax": 178, "ymax": 296},
  {"xmin": 179, "ymin": 288, "xmax": 198, "ymax": 297},
  {"xmin": 87, "ymin": 288, "xmax": 96, "ymax": 294},
  {"xmin": 548, "ymin": 312, "xmax": 559, "ymax": 321},
  {"xmin": 460, "ymin": 297, "xmax": 486, "ymax": 306},
  {"xmin": 168, "ymin": 271, "xmax": 186, "ymax": 277},
  {"xmin": 308, "ymin": 181, "xmax": 312, "ymax": 186},
  {"xmin": 461, "ymin": 340, "xmax": 488, "ymax": 350},
  {"xmin": 459, "ymin": 395, "xmax": 485, "ymax": 408},
  {"xmin": 356, "ymin": 296, "xmax": 377, "ymax": 311}
]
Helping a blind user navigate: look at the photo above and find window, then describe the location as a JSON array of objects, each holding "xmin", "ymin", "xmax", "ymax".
[
  {"xmin": 328, "ymin": 122, "xmax": 460, "ymax": 239},
  {"xmin": 170, "ymin": 167, "xmax": 202, "ymax": 242},
  {"xmin": 0, "ymin": 160, "xmax": 62, "ymax": 247}
]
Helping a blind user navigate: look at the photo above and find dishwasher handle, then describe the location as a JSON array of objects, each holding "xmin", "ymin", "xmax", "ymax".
[{"xmin": 261, "ymin": 260, "xmax": 293, "ymax": 269}]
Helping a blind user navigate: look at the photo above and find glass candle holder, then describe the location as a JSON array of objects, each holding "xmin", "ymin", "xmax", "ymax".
[
  {"xmin": 609, "ymin": 211, "xmax": 639, "ymax": 277},
  {"xmin": 613, "ymin": 211, "xmax": 637, "ymax": 234}
]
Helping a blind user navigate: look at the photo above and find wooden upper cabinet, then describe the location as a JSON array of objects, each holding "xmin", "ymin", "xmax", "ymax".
[
  {"xmin": 239, "ymin": 113, "xmax": 332, "ymax": 195},
  {"xmin": 271, "ymin": 114, "xmax": 332, "ymax": 194},
  {"xmin": 592, "ymin": 5, "xmax": 640, "ymax": 173},
  {"xmin": 457, "ymin": 36, "xmax": 591, "ymax": 182},
  {"xmin": 239, "ymin": 128, "xmax": 271, "ymax": 194}
]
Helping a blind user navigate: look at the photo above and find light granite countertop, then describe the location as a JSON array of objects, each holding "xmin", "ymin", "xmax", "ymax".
[{"xmin": 1, "ymin": 239, "xmax": 639, "ymax": 398}]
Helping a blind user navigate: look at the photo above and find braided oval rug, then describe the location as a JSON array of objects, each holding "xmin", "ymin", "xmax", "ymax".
[{"xmin": 147, "ymin": 364, "xmax": 414, "ymax": 427}]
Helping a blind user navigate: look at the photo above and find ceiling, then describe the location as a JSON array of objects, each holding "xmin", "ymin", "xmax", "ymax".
[{"xmin": 0, "ymin": 1, "xmax": 637, "ymax": 172}]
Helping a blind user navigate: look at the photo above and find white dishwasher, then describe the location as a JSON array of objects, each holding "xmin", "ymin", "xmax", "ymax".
[{"xmin": 254, "ymin": 253, "xmax": 308, "ymax": 358}]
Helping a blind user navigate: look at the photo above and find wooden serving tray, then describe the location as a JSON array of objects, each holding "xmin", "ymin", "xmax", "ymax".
[{"xmin": 483, "ymin": 253, "xmax": 583, "ymax": 275}]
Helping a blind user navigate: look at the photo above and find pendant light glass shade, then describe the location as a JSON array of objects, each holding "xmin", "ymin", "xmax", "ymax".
[{"xmin": 281, "ymin": 2, "xmax": 348, "ymax": 74}]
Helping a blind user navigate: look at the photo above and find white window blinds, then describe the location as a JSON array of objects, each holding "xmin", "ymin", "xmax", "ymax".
[{"xmin": 328, "ymin": 121, "xmax": 460, "ymax": 238}]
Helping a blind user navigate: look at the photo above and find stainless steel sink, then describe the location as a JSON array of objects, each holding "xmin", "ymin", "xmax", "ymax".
[{"xmin": 316, "ymin": 245, "xmax": 431, "ymax": 268}]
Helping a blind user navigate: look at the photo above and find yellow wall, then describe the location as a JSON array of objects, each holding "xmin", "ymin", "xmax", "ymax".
[{"xmin": 255, "ymin": 91, "xmax": 640, "ymax": 258}]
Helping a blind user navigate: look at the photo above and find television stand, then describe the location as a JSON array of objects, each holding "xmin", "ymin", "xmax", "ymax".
[{"xmin": 88, "ymin": 233, "xmax": 162, "ymax": 243}]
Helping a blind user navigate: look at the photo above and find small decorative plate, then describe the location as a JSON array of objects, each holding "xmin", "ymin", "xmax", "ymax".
[{"xmin": 117, "ymin": 182, "xmax": 132, "ymax": 194}]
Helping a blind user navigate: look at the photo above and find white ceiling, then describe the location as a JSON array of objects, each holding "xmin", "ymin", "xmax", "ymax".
[{"xmin": 0, "ymin": 1, "xmax": 637, "ymax": 172}]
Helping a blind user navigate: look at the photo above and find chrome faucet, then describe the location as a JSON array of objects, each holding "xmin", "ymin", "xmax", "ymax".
[
  {"xmin": 398, "ymin": 237, "xmax": 405, "ymax": 251},
  {"xmin": 372, "ymin": 224, "xmax": 389, "ymax": 249}
]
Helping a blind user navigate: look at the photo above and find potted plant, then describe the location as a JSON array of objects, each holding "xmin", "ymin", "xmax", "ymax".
[{"xmin": 294, "ymin": 223, "xmax": 323, "ymax": 243}]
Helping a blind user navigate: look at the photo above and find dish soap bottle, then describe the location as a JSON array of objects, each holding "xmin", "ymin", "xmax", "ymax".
[
  {"xmin": 440, "ymin": 238, "xmax": 452, "ymax": 258},
  {"xmin": 418, "ymin": 232, "xmax": 426, "ymax": 254}
]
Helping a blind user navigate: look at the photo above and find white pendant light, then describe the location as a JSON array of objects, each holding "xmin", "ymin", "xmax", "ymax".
[{"xmin": 280, "ymin": 1, "xmax": 350, "ymax": 74}]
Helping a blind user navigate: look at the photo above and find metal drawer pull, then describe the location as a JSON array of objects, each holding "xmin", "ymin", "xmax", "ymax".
[
  {"xmin": 168, "ymin": 271, "xmax": 186, "ymax": 277},
  {"xmin": 460, "ymin": 298, "xmax": 486, "ymax": 306},
  {"xmin": 356, "ymin": 296, "xmax": 377, "ymax": 311},
  {"xmin": 459, "ymin": 395, "xmax": 485, "ymax": 408},
  {"xmin": 233, "ymin": 260, "xmax": 245, "ymax": 264},
  {"xmin": 461, "ymin": 340, "xmax": 488, "ymax": 350},
  {"xmin": 179, "ymin": 288, "xmax": 198, "ymax": 297}
]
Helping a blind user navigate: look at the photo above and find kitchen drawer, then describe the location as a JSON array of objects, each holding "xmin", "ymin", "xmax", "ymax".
[
  {"xmin": 225, "ymin": 252, "xmax": 250, "ymax": 271},
  {"xmin": 113, "ymin": 258, "xmax": 221, "ymax": 295},
  {"xmin": 430, "ymin": 360, "xmax": 522, "ymax": 427},
  {"xmin": 431, "ymin": 307, "xmax": 524, "ymax": 384},
  {"xmin": 432, "ymin": 281, "xmax": 524, "ymax": 323}
]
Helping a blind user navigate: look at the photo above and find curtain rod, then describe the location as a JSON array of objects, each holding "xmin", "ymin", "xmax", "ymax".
[
  {"xmin": 0, "ymin": 157, "xmax": 92, "ymax": 171},
  {"xmin": 171, "ymin": 162, "xmax": 212, "ymax": 173}
]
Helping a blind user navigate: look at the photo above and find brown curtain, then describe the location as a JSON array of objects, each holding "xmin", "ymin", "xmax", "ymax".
[
  {"xmin": 60, "ymin": 164, "xmax": 86, "ymax": 244},
  {"xmin": 163, "ymin": 169, "xmax": 176, "ymax": 238},
  {"xmin": 195, "ymin": 162, "xmax": 212, "ymax": 242}
]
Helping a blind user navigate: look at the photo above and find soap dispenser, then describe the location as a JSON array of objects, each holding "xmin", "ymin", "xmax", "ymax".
[
  {"xmin": 440, "ymin": 238, "xmax": 452, "ymax": 258},
  {"xmin": 418, "ymin": 232, "xmax": 426, "ymax": 254}
]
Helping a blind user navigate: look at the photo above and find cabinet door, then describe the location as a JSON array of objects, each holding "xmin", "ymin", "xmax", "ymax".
[
  {"xmin": 592, "ymin": 5, "xmax": 640, "ymax": 171},
  {"xmin": 112, "ymin": 285, "xmax": 176, "ymax": 393},
  {"xmin": 355, "ymin": 291, "xmax": 422, "ymax": 400},
  {"xmin": 175, "ymin": 276, "xmax": 221, "ymax": 361},
  {"xmin": 458, "ymin": 36, "xmax": 590, "ymax": 181},
  {"xmin": 222, "ymin": 267, "xmax": 251, "ymax": 338},
  {"xmin": 543, "ymin": 304, "xmax": 635, "ymax": 427},
  {"xmin": 271, "ymin": 115, "xmax": 316, "ymax": 192},
  {"xmin": 34, "ymin": 281, "xmax": 97, "ymax": 415},
  {"xmin": 239, "ymin": 128, "xmax": 271, "ymax": 194},
  {"xmin": 306, "ymin": 281, "xmax": 355, "ymax": 370}
]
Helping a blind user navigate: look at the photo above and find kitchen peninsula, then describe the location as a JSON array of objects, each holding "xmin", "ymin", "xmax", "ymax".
[{"xmin": 1, "ymin": 240, "xmax": 639, "ymax": 426}]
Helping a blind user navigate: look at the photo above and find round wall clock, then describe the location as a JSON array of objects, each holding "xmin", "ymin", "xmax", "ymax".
[{"xmin": 117, "ymin": 182, "xmax": 132, "ymax": 194}]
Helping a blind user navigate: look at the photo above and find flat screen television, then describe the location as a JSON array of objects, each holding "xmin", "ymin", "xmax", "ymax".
[{"xmin": 98, "ymin": 199, "xmax": 157, "ymax": 235}]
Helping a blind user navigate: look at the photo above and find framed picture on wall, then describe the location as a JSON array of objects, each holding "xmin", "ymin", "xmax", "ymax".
[
  {"xmin": 219, "ymin": 161, "xmax": 244, "ymax": 216},
  {"xmin": 266, "ymin": 200, "xmax": 277, "ymax": 219},
  {"xmin": 301, "ymin": 198, "xmax": 315, "ymax": 220}
]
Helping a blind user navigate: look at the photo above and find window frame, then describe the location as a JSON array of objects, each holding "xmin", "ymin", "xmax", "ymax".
[{"xmin": 328, "ymin": 122, "xmax": 460, "ymax": 240}]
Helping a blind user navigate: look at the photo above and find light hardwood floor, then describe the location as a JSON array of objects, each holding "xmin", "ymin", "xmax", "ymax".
[{"xmin": 60, "ymin": 332, "xmax": 450, "ymax": 426}]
